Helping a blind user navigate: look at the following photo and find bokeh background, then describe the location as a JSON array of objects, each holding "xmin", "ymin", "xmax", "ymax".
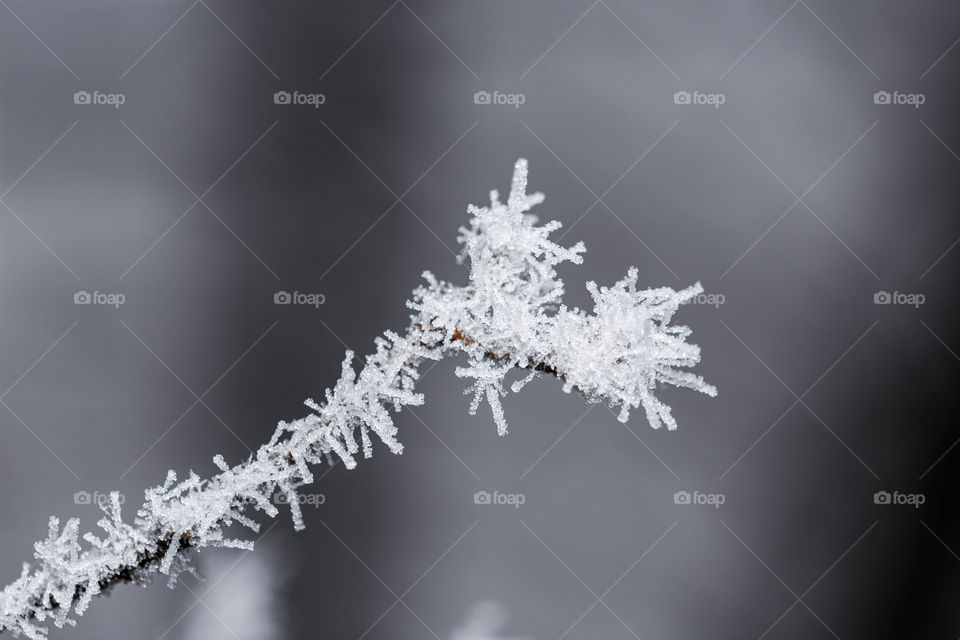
[{"xmin": 1, "ymin": 1, "xmax": 958, "ymax": 638}]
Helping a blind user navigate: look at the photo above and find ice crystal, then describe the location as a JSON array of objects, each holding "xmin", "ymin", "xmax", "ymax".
[{"xmin": 0, "ymin": 160, "xmax": 715, "ymax": 638}]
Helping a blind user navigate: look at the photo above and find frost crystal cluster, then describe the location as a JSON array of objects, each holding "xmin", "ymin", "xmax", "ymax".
[{"xmin": 0, "ymin": 160, "xmax": 715, "ymax": 638}]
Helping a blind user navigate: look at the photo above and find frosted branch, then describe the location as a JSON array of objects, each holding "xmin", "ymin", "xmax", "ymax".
[{"xmin": 0, "ymin": 160, "xmax": 715, "ymax": 638}]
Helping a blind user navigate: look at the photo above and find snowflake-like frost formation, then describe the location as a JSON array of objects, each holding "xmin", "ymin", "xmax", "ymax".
[{"xmin": 0, "ymin": 160, "xmax": 715, "ymax": 638}]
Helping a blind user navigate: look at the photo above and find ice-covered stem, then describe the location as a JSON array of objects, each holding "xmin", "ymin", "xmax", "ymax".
[{"xmin": 0, "ymin": 160, "xmax": 715, "ymax": 638}]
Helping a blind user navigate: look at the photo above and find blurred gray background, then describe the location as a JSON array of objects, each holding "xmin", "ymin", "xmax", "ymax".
[{"xmin": 1, "ymin": 1, "xmax": 958, "ymax": 638}]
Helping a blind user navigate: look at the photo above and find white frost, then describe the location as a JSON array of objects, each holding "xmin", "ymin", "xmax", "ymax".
[{"xmin": 0, "ymin": 160, "xmax": 714, "ymax": 638}]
